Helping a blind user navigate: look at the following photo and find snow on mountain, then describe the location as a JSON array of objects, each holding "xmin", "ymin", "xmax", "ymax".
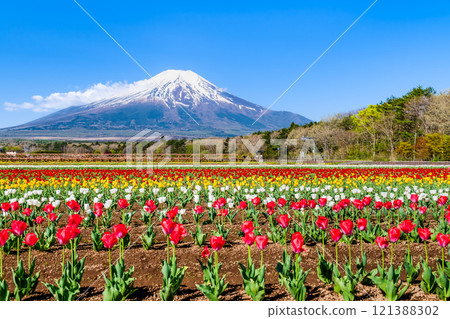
[{"xmin": 83, "ymin": 70, "xmax": 260, "ymax": 112}]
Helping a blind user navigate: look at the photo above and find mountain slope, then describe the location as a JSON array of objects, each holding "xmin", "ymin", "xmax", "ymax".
[{"xmin": 3, "ymin": 70, "xmax": 311, "ymax": 138}]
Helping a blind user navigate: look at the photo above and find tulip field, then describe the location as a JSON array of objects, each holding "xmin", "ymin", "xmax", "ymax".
[{"xmin": 1, "ymin": 166, "xmax": 450, "ymax": 301}]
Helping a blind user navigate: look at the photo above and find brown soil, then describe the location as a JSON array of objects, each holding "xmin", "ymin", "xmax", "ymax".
[{"xmin": 1, "ymin": 206, "xmax": 444, "ymax": 301}]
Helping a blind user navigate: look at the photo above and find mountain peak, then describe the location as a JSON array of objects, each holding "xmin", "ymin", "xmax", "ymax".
[
  {"xmin": 88, "ymin": 69, "xmax": 229, "ymax": 109},
  {"xmin": 152, "ymin": 69, "xmax": 210, "ymax": 86}
]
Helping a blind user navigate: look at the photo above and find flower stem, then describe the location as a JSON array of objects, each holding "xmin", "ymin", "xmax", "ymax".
[
  {"xmin": 121, "ymin": 239, "xmax": 124, "ymax": 261},
  {"xmin": 248, "ymin": 245, "xmax": 252, "ymax": 266},
  {"xmin": 260, "ymin": 250, "xmax": 264, "ymax": 268},
  {"xmin": 360, "ymin": 234, "xmax": 363, "ymax": 258},
  {"xmin": 348, "ymin": 240, "xmax": 352, "ymax": 266},
  {"xmin": 16, "ymin": 236, "xmax": 20, "ymax": 265},
  {"xmin": 214, "ymin": 250, "xmax": 219, "ymax": 275},
  {"xmin": 322, "ymin": 232, "xmax": 325, "ymax": 256},
  {"xmin": 108, "ymin": 248, "xmax": 112, "ymax": 281},
  {"xmin": 28, "ymin": 246, "xmax": 31, "ymax": 270},
  {"xmin": 335, "ymin": 243, "xmax": 338, "ymax": 264},
  {"xmin": 382, "ymin": 249, "xmax": 384, "ymax": 269},
  {"xmin": 62, "ymin": 246, "xmax": 65, "ymax": 275},
  {"xmin": 166, "ymin": 236, "xmax": 170, "ymax": 262},
  {"xmin": 442, "ymin": 247, "xmax": 445, "ymax": 270},
  {"xmin": 424, "ymin": 241, "xmax": 428, "ymax": 264},
  {"xmin": 407, "ymin": 235, "xmax": 410, "ymax": 258},
  {"xmin": 391, "ymin": 243, "xmax": 394, "ymax": 265},
  {"xmin": 71, "ymin": 240, "xmax": 74, "ymax": 279},
  {"xmin": 172, "ymin": 244, "xmax": 176, "ymax": 260}
]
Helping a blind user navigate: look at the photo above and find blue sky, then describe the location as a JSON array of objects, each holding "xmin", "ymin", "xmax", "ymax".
[{"xmin": 1, "ymin": 0, "xmax": 449, "ymax": 128}]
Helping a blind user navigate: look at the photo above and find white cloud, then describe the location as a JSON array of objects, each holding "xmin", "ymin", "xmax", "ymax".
[{"xmin": 4, "ymin": 79, "xmax": 156, "ymax": 113}]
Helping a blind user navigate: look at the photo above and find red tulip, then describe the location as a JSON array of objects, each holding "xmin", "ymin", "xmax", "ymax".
[
  {"xmin": 332, "ymin": 204, "xmax": 341, "ymax": 213},
  {"xmin": 201, "ymin": 246, "xmax": 210, "ymax": 258},
  {"xmin": 242, "ymin": 232, "xmax": 255, "ymax": 245},
  {"xmin": 23, "ymin": 233, "xmax": 39, "ymax": 247},
  {"xmin": 267, "ymin": 201, "xmax": 276, "ymax": 210},
  {"xmin": 94, "ymin": 202, "xmax": 104, "ymax": 211},
  {"xmin": 238, "ymin": 201, "xmax": 248, "ymax": 210},
  {"xmin": 363, "ymin": 196, "xmax": 372, "ymax": 207},
  {"xmin": 308, "ymin": 200, "xmax": 316, "ymax": 209},
  {"xmin": 388, "ymin": 227, "xmax": 401, "ymax": 243},
  {"xmin": 393, "ymin": 199, "xmax": 403, "ymax": 210},
  {"xmin": 167, "ymin": 207, "xmax": 178, "ymax": 219},
  {"xmin": 48, "ymin": 213, "xmax": 57, "ymax": 222},
  {"xmin": 210, "ymin": 236, "xmax": 225, "ymax": 251},
  {"xmin": 384, "ymin": 201, "xmax": 393, "ymax": 210},
  {"xmin": 418, "ymin": 227, "xmax": 431, "ymax": 241},
  {"xmin": 11, "ymin": 220, "xmax": 27, "ymax": 236},
  {"xmin": 437, "ymin": 196, "xmax": 448, "ymax": 207},
  {"xmin": 102, "ymin": 232, "xmax": 118, "ymax": 249},
  {"xmin": 94, "ymin": 207, "xmax": 103, "ymax": 218},
  {"xmin": 241, "ymin": 221, "xmax": 254, "ymax": 234},
  {"xmin": 169, "ymin": 230, "xmax": 182, "ymax": 245},
  {"xmin": 10, "ymin": 202, "xmax": 20, "ymax": 211},
  {"xmin": 34, "ymin": 216, "xmax": 44, "ymax": 225},
  {"xmin": 340, "ymin": 219, "xmax": 353, "ymax": 236},
  {"xmin": 299, "ymin": 199, "xmax": 308, "ymax": 209},
  {"xmin": 291, "ymin": 232, "xmax": 305, "ymax": 254},
  {"xmin": 251, "ymin": 197, "xmax": 261, "ymax": 206},
  {"xmin": 145, "ymin": 199, "xmax": 156, "ymax": 208},
  {"xmin": 117, "ymin": 199, "xmax": 130, "ymax": 210},
  {"xmin": 267, "ymin": 208, "xmax": 275, "ymax": 215},
  {"xmin": 56, "ymin": 227, "xmax": 72, "ymax": 245},
  {"xmin": 194, "ymin": 206, "xmax": 204, "ymax": 214},
  {"xmin": 113, "ymin": 224, "xmax": 130, "ymax": 239},
  {"xmin": 1, "ymin": 203, "xmax": 10, "ymax": 212},
  {"xmin": 276, "ymin": 214, "xmax": 291, "ymax": 228},
  {"xmin": 357, "ymin": 218, "xmax": 368, "ymax": 231},
  {"xmin": 68, "ymin": 214, "xmax": 83, "ymax": 227},
  {"xmin": 315, "ymin": 216, "xmax": 328, "ymax": 230},
  {"xmin": 161, "ymin": 218, "xmax": 175, "ymax": 235},
  {"xmin": 410, "ymin": 194, "xmax": 419, "ymax": 203},
  {"xmin": 398, "ymin": 219, "xmax": 416, "ymax": 234},
  {"xmin": 67, "ymin": 224, "xmax": 80, "ymax": 239},
  {"xmin": 218, "ymin": 209, "xmax": 228, "ymax": 217},
  {"xmin": 43, "ymin": 203, "xmax": 55, "ymax": 214},
  {"xmin": 352, "ymin": 199, "xmax": 364, "ymax": 210},
  {"xmin": 22, "ymin": 208, "xmax": 32, "ymax": 217},
  {"xmin": 318, "ymin": 198, "xmax": 327, "ymax": 207},
  {"xmin": 66, "ymin": 200, "xmax": 80, "ymax": 212},
  {"xmin": 340, "ymin": 199, "xmax": 350, "ymax": 208},
  {"xmin": 374, "ymin": 201, "xmax": 383, "ymax": 210},
  {"xmin": 213, "ymin": 198, "xmax": 227, "ymax": 209},
  {"xmin": 446, "ymin": 212, "xmax": 450, "ymax": 224},
  {"xmin": 291, "ymin": 202, "xmax": 301, "ymax": 210},
  {"xmin": 409, "ymin": 203, "xmax": 418, "ymax": 211},
  {"xmin": 419, "ymin": 206, "xmax": 427, "ymax": 215},
  {"xmin": 0, "ymin": 230, "xmax": 10, "ymax": 247},
  {"xmin": 330, "ymin": 228, "xmax": 342, "ymax": 242},
  {"xmin": 277, "ymin": 198, "xmax": 287, "ymax": 207},
  {"xmin": 437, "ymin": 233, "xmax": 450, "ymax": 248},
  {"xmin": 173, "ymin": 224, "xmax": 187, "ymax": 239},
  {"xmin": 144, "ymin": 200, "xmax": 157, "ymax": 213},
  {"xmin": 375, "ymin": 236, "xmax": 389, "ymax": 249},
  {"xmin": 255, "ymin": 235, "xmax": 268, "ymax": 250}
]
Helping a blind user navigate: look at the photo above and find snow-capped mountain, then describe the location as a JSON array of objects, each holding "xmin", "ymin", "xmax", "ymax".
[
  {"xmin": 81, "ymin": 70, "xmax": 260, "ymax": 112},
  {"xmin": 4, "ymin": 70, "xmax": 311, "ymax": 138}
]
